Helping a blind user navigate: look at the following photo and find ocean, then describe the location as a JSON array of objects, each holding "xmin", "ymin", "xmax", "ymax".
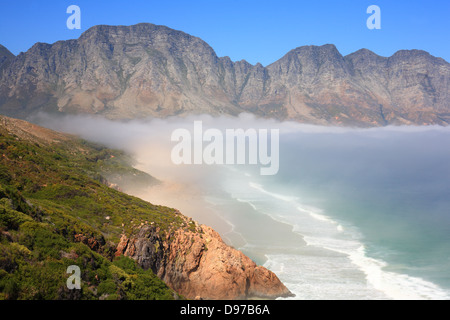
[
  {"xmin": 199, "ymin": 126, "xmax": 450, "ymax": 300},
  {"xmin": 38, "ymin": 114, "xmax": 450, "ymax": 300}
]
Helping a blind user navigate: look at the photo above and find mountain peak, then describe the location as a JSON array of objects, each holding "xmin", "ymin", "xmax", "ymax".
[
  {"xmin": 288, "ymin": 43, "xmax": 339, "ymax": 55},
  {"xmin": 276, "ymin": 43, "xmax": 344, "ymax": 64},
  {"xmin": 390, "ymin": 49, "xmax": 447, "ymax": 63},
  {"xmin": 268, "ymin": 43, "xmax": 348, "ymax": 77},
  {"xmin": 0, "ymin": 44, "xmax": 14, "ymax": 56},
  {"xmin": 79, "ymin": 23, "xmax": 197, "ymax": 43},
  {"xmin": 346, "ymin": 48, "xmax": 381, "ymax": 58},
  {"xmin": 344, "ymin": 48, "xmax": 387, "ymax": 68},
  {"xmin": 0, "ymin": 44, "xmax": 14, "ymax": 67}
]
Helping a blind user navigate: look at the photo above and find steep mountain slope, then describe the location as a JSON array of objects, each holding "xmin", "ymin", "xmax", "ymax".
[
  {"xmin": 0, "ymin": 116, "xmax": 177, "ymax": 299},
  {"xmin": 0, "ymin": 23, "xmax": 448, "ymax": 126},
  {"xmin": 0, "ymin": 45, "xmax": 14, "ymax": 69},
  {"xmin": 0, "ymin": 115, "xmax": 291, "ymax": 300}
]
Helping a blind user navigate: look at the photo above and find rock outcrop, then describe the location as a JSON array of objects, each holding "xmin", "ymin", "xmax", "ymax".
[
  {"xmin": 115, "ymin": 222, "xmax": 293, "ymax": 300},
  {"xmin": 0, "ymin": 23, "xmax": 449, "ymax": 126}
]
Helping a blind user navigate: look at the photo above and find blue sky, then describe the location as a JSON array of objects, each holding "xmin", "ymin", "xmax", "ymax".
[{"xmin": 0, "ymin": 0, "xmax": 448, "ymax": 66}]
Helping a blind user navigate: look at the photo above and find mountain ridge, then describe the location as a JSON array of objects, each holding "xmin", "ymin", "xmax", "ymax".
[{"xmin": 0, "ymin": 22, "xmax": 449, "ymax": 126}]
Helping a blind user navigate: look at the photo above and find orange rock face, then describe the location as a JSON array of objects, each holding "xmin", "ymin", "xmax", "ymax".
[
  {"xmin": 74, "ymin": 233, "xmax": 104, "ymax": 252},
  {"xmin": 116, "ymin": 225, "xmax": 293, "ymax": 300}
]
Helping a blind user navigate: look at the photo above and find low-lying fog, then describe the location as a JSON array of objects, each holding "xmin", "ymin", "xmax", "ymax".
[{"xmin": 34, "ymin": 112, "xmax": 450, "ymax": 299}]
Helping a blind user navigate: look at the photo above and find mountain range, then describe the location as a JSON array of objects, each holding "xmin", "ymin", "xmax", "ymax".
[{"xmin": 0, "ymin": 23, "xmax": 449, "ymax": 126}]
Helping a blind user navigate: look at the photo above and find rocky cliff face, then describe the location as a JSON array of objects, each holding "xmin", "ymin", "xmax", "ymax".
[
  {"xmin": 115, "ymin": 215, "xmax": 293, "ymax": 300},
  {"xmin": 0, "ymin": 23, "xmax": 449, "ymax": 126}
]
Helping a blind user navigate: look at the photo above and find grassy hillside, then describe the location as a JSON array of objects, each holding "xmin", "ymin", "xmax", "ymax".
[{"xmin": 0, "ymin": 116, "xmax": 187, "ymax": 300}]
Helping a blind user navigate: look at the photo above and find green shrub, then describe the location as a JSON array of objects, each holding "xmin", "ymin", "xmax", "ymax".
[
  {"xmin": 19, "ymin": 221, "xmax": 69, "ymax": 259},
  {"xmin": 3, "ymin": 278, "xmax": 19, "ymax": 300},
  {"xmin": 0, "ymin": 127, "xmax": 183, "ymax": 300},
  {"xmin": 97, "ymin": 279, "xmax": 117, "ymax": 296}
]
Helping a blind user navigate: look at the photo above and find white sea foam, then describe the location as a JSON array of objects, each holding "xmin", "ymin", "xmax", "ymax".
[
  {"xmin": 239, "ymin": 178, "xmax": 450, "ymax": 300},
  {"xmin": 249, "ymin": 182, "xmax": 298, "ymax": 202},
  {"xmin": 305, "ymin": 210, "xmax": 337, "ymax": 225},
  {"xmin": 346, "ymin": 246, "xmax": 450, "ymax": 300},
  {"xmin": 302, "ymin": 233, "xmax": 450, "ymax": 300}
]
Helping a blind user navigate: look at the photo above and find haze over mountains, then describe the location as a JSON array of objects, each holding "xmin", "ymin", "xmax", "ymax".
[{"xmin": 0, "ymin": 23, "xmax": 449, "ymax": 126}]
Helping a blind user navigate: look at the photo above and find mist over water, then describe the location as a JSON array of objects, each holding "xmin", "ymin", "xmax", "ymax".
[{"xmin": 35, "ymin": 113, "xmax": 450, "ymax": 300}]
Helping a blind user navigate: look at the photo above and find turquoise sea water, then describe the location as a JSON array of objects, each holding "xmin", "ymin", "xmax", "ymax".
[{"xmin": 203, "ymin": 128, "xmax": 450, "ymax": 299}]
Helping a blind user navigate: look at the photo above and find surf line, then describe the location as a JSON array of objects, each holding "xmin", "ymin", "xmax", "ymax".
[{"xmin": 171, "ymin": 120, "xmax": 279, "ymax": 175}]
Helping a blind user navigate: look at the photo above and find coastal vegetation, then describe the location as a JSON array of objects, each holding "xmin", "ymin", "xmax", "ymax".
[{"xmin": 0, "ymin": 117, "xmax": 188, "ymax": 300}]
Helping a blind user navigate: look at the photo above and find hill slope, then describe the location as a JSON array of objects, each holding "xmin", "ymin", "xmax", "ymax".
[{"xmin": 0, "ymin": 115, "xmax": 291, "ymax": 300}]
